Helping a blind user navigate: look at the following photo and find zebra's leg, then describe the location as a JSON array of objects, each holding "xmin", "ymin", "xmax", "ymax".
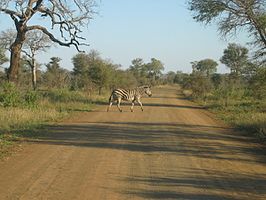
[
  {"xmin": 117, "ymin": 98, "xmax": 122, "ymax": 112},
  {"xmin": 130, "ymin": 101, "xmax": 135, "ymax": 112},
  {"xmin": 107, "ymin": 94, "xmax": 114, "ymax": 112},
  {"xmin": 137, "ymin": 99, "xmax": 144, "ymax": 111},
  {"xmin": 107, "ymin": 101, "xmax": 112, "ymax": 112}
]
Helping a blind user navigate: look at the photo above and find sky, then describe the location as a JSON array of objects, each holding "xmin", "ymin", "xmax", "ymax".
[{"xmin": 0, "ymin": 0, "xmax": 248, "ymax": 73}]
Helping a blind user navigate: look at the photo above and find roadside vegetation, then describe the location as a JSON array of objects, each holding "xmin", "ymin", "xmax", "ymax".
[{"xmin": 161, "ymin": 44, "xmax": 266, "ymax": 140}]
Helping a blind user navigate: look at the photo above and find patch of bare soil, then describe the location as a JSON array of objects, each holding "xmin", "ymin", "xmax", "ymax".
[{"xmin": 0, "ymin": 86, "xmax": 265, "ymax": 200}]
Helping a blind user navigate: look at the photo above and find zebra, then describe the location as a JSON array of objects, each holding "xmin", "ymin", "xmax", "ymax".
[{"xmin": 107, "ymin": 85, "xmax": 152, "ymax": 112}]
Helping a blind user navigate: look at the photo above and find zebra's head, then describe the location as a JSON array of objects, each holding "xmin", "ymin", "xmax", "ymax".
[{"xmin": 143, "ymin": 85, "xmax": 152, "ymax": 97}]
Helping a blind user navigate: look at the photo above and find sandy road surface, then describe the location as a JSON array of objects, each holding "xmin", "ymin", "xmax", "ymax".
[{"xmin": 0, "ymin": 86, "xmax": 266, "ymax": 200}]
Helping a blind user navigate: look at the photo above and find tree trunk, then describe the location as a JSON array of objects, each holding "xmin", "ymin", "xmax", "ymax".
[
  {"xmin": 31, "ymin": 58, "xmax": 37, "ymax": 90},
  {"xmin": 98, "ymin": 87, "xmax": 102, "ymax": 95},
  {"xmin": 8, "ymin": 44, "xmax": 22, "ymax": 83},
  {"xmin": 8, "ymin": 26, "xmax": 26, "ymax": 83}
]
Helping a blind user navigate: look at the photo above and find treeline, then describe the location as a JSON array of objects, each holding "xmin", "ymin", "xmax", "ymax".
[
  {"xmin": 0, "ymin": 48, "xmax": 165, "ymax": 95},
  {"xmin": 162, "ymin": 43, "xmax": 265, "ymax": 103}
]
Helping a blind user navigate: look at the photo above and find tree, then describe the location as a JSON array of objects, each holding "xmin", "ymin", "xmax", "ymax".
[
  {"xmin": 174, "ymin": 71, "xmax": 189, "ymax": 85},
  {"xmin": 44, "ymin": 57, "xmax": 69, "ymax": 88},
  {"xmin": 220, "ymin": 43, "xmax": 249, "ymax": 77},
  {"xmin": 164, "ymin": 71, "xmax": 176, "ymax": 84},
  {"xmin": 0, "ymin": 47, "xmax": 8, "ymax": 66},
  {"xmin": 72, "ymin": 50, "xmax": 102, "ymax": 90},
  {"xmin": 129, "ymin": 58, "xmax": 148, "ymax": 84},
  {"xmin": 129, "ymin": 58, "xmax": 144, "ymax": 76},
  {"xmin": 0, "ymin": 29, "xmax": 51, "ymax": 89},
  {"xmin": 72, "ymin": 53, "xmax": 91, "ymax": 90},
  {"xmin": 188, "ymin": 0, "xmax": 266, "ymax": 59},
  {"xmin": 0, "ymin": 0, "xmax": 97, "ymax": 83},
  {"xmin": 250, "ymin": 66, "xmax": 266, "ymax": 99},
  {"xmin": 110, "ymin": 69, "xmax": 138, "ymax": 90},
  {"xmin": 189, "ymin": 71, "xmax": 213, "ymax": 101},
  {"xmin": 88, "ymin": 59, "xmax": 111, "ymax": 95},
  {"xmin": 72, "ymin": 53, "xmax": 90, "ymax": 76},
  {"xmin": 145, "ymin": 58, "xmax": 164, "ymax": 83},
  {"xmin": 0, "ymin": 47, "xmax": 8, "ymax": 81},
  {"xmin": 18, "ymin": 56, "xmax": 32, "ymax": 87},
  {"xmin": 0, "ymin": 29, "xmax": 16, "ymax": 51},
  {"xmin": 23, "ymin": 31, "xmax": 51, "ymax": 90},
  {"xmin": 193, "ymin": 59, "xmax": 218, "ymax": 77}
]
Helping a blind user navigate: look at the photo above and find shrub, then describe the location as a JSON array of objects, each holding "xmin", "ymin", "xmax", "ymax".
[
  {"xmin": 0, "ymin": 82, "xmax": 21, "ymax": 107},
  {"xmin": 43, "ymin": 89, "xmax": 89, "ymax": 103},
  {"xmin": 23, "ymin": 90, "xmax": 39, "ymax": 108}
]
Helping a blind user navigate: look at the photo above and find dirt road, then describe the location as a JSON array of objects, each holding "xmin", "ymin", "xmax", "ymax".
[{"xmin": 0, "ymin": 86, "xmax": 266, "ymax": 200}]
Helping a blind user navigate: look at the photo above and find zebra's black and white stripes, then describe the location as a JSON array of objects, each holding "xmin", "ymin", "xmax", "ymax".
[{"xmin": 107, "ymin": 86, "xmax": 152, "ymax": 112}]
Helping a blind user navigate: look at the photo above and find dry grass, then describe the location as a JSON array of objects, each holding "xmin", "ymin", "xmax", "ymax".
[
  {"xmin": 0, "ymin": 91, "xmax": 96, "ymax": 156},
  {"xmin": 0, "ymin": 107, "xmax": 62, "ymax": 132}
]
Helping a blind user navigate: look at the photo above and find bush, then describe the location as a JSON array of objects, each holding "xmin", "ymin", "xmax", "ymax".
[
  {"xmin": 23, "ymin": 90, "xmax": 39, "ymax": 108},
  {"xmin": 0, "ymin": 82, "xmax": 41, "ymax": 108},
  {"xmin": 250, "ymin": 67, "xmax": 266, "ymax": 100},
  {"xmin": 0, "ymin": 82, "xmax": 21, "ymax": 107},
  {"xmin": 43, "ymin": 89, "xmax": 89, "ymax": 103}
]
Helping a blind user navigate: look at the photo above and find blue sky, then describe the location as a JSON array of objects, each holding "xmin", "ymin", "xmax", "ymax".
[{"xmin": 0, "ymin": 0, "xmax": 248, "ymax": 73}]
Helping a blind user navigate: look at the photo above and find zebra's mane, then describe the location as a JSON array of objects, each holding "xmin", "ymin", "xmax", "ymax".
[
  {"xmin": 136, "ymin": 85, "xmax": 150, "ymax": 94},
  {"xmin": 137, "ymin": 85, "xmax": 150, "ymax": 89}
]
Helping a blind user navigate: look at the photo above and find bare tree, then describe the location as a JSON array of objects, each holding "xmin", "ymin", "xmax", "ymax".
[
  {"xmin": 0, "ymin": 0, "xmax": 97, "ymax": 83},
  {"xmin": 0, "ymin": 29, "xmax": 51, "ymax": 89},
  {"xmin": 23, "ymin": 31, "xmax": 51, "ymax": 90}
]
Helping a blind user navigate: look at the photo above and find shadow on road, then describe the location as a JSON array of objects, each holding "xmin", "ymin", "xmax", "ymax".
[
  {"xmin": 119, "ymin": 168, "xmax": 266, "ymax": 199},
  {"xmin": 25, "ymin": 122, "xmax": 266, "ymax": 165},
  {"xmin": 22, "ymin": 121, "xmax": 266, "ymax": 199}
]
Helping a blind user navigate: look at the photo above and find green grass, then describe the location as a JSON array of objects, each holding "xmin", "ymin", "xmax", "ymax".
[
  {"xmin": 196, "ymin": 97, "xmax": 266, "ymax": 140},
  {"xmin": 0, "ymin": 88, "xmax": 108, "ymax": 157},
  {"xmin": 182, "ymin": 86, "xmax": 266, "ymax": 140}
]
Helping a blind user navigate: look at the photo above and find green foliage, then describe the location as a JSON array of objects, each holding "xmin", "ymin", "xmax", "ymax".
[
  {"xmin": 23, "ymin": 90, "xmax": 39, "ymax": 108},
  {"xmin": 164, "ymin": 71, "xmax": 176, "ymax": 84},
  {"xmin": 44, "ymin": 89, "xmax": 89, "ymax": 103},
  {"xmin": 129, "ymin": 58, "xmax": 148, "ymax": 84},
  {"xmin": 220, "ymin": 43, "xmax": 249, "ymax": 76},
  {"xmin": 110, "ymin": 69, "xmax": 138, "ymax": 89},
  {"xmin": 250, "ymin": 67, "xmax": 266, "ymax": 99},
  {"xmin": 182, "ymin": 54, "xmax": 266, "ymax": 138},
  {"xmin": 188, "ymin": 0, "xmax": 266, "ymax": 60},
  {"xmin": 145, "ymin": 58, "xmax": 164, "ymax": 83},
  {"xmin": 189, "ymin": 72, "xmax": 213, "ymax": 100},
  {"xmin": 189, "ymin": 0, "xmax": 225, "ymax": 23},
  {"xmin": 193, "ymin": 59, "xmax": 218, "ymax": 77},
  {"xmin": 44, "ymin": 57, "xmax": 70, "ymax": 88},
  {"xmin": 0, "ymin": 82, "xmax": 21, "ymax": 107},
  {"xmin": 71, "ymin": 53, "xmax": 91, "ymax": 89},
  {"xmin": 174, "ymin": 71, "xmax": 190, "ymax": 85},
  {"xmin": 129, "ymin": 57, "xmax": 165, "ymax": 85},
  {"xmin": 0, "ymin": 82, "xmax": 40, "ymax": 108}
]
